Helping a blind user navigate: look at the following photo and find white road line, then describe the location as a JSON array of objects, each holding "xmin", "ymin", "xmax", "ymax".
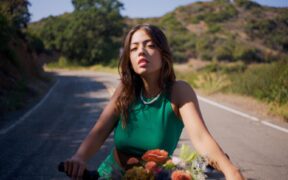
[
  {"xmin": 197, "ymin": 95, "xmax": 288, "ymax": 134},
  {"xmin": 0, "ymin": 80, "xmax": 60, "ymax": 135},
  {"xmin": 261, "ymin": 121, "xmax": 288, "ymax": 133},
  {"xmin": 197, "ymin": 96, "xmax": 260, "ymax": 122}
]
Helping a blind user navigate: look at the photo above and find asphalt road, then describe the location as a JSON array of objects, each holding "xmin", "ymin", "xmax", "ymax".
[{"xmin": 0, "ymin": 71, "xmax": 287, "ymax": 180}]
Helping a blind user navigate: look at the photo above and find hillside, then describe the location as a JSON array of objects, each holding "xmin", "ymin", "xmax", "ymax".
[
  {"xmin": 0, "ymin": 1, "xmax": 52, "ymax": 117},
  {"xmin": 124, "ymin": 0, "xmax": 288, "ymax": 62}
]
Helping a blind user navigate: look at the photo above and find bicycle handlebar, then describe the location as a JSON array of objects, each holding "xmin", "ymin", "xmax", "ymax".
[{"xmin": 58, "ymin": 162, "xmax": 99, "ymax": 180}]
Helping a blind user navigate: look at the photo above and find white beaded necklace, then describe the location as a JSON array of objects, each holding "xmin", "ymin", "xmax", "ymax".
[{"xmin": 140, "ymin": 89, "xmax": 161, "ymax": 105}]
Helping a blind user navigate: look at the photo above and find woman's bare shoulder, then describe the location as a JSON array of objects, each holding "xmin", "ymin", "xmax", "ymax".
[
  {"xmin": 171, "ymin": 80, "xmax": 197, "ymax": 107},
  {"xmin": 171, "ymin": 80, "xmax": 195, "ymax": 94}
]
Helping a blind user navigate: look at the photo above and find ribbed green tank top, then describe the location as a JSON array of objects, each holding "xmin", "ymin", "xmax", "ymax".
[{"xmin": 114, "ymin": 92, "xmax": 184, "ymax": 156}]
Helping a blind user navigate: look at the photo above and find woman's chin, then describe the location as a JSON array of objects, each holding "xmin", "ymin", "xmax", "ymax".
[
  {"xmin": 135, "ymin": 68, "xmax": 161, "ymax": 77},
  {"xmin": 135, "ymin": 69, "xmax": 148, "ymax": 75}
]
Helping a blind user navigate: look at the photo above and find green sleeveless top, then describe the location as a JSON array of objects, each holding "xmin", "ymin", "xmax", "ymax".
[{"xmin": 114, "ymin": 92, "xmax": 184, "ymax": 156}]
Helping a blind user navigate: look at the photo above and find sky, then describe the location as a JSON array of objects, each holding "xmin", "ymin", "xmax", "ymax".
[{"xmin": 28, "ymin": 0, "xmax": 288, "ymax": 22}]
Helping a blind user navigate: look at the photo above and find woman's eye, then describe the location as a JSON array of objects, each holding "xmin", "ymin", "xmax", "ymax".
[
  {"xmin": 130, "ymin": 47, "xmax": 137, "ymax": 51},
  {"xmin": 148, "ymin": 44, "xmax": 156, "ymax": 48}
]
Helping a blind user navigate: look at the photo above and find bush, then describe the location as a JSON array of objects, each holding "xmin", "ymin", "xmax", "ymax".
[
  {"xmin": 196, "ymin": 36, "xmax": 214, "ymax": 55},
  {"xmin": 160, "ymin": 13, "xmax": 186, "ymax": 33},
  {"xmin": 201, "ymin": 4, "xmax": 238, "ymax": 23},
  {"xmin": 200, "ymin": 61, "xmax": 246, "ymax": 73},
  {"xmin": 173, "ymin": 51, "xmax": 187, "ymax": 62},
  {"xmin": 208, "ymin": 24, "xmax": 222, "ymax": 33},
  {"xmin": 214, "ymin": 44, "xmax": 234, "ymax": 61},
  {"xmin": 229, "ymin": 60, "xmax": 288, "ymax": 104},
  {"xmin": 233, "ymin": 44, "xmax": 262, "ymax": 62}
]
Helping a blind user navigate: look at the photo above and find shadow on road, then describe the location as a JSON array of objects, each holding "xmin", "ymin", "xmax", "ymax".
[{"xmin": 0, "ymin": 72, "xmax": 115, "ymax": 179}]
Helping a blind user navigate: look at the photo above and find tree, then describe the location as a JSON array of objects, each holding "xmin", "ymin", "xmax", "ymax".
[
  {"xmin": 32, "ymin": 0, "xmax": 124, "ymax": 65},
  {"xmin": 64, "ymin": 0, "xmax": 124, "ymax": 65},
  {"xmin": 0, "ymin": 0, "xmax": 30, "ymax": 29},
  {"xmin": 72, "ymin": 0, "xmax": 123, "ymax": 12}
]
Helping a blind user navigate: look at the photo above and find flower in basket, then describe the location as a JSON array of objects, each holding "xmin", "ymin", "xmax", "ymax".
[
  {"xmin": 142, "ymin": 149, "xmax": 169, "ymax": 164},
  {"xmin": 171, "ymin": 170, "xmax": 192, "ymax": 180},
  {"xmin": 123, "ymin": 166, "xmax": 154, "ymax": 180},
  {"xmin": 121, "ymin": 144, "xmax": 208, "ymax": 180}
]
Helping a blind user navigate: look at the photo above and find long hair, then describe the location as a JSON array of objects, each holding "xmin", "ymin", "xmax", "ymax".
[{"xmin": 116, "ymin": 24, "xmax": 176, "ymax": 127}]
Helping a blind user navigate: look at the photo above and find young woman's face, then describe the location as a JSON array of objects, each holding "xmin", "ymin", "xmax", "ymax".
[{"xmin": 129, "ymin": 30, "xmax": 162, "ymax": 76}]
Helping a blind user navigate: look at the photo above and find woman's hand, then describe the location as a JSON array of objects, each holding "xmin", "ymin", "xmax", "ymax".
[{"xmin": 64, "ymin": 155, "xmax": 87, "ymax": 179}]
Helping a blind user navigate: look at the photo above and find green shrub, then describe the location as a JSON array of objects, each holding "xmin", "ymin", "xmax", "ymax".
[
  {"xmin": 229, "ymin": 60, "xmax": 288, "ymax": 104},
  {"xmin": 196, "ymin": 36, "xmax": 214, "ymax": 54},
  {"xmin": 160, "ymin": 13, "xmax": 186, "ymax": 32},
  {"xmin": 214, "ymin": 44, "xmax": 234, "ymax": 61},
  {"xmin": 200, "ymin": 61, "xmax": 246, "ymax": 73},
  {"xmin": 173, "ymin": 51, "xmax": 187, "ymax": 62},
  {"xmin": 201, "ymin": 4, "xmax": 238, "ymax": 23},
  {"xmin": 208, "ymin": 24, "xmax": 222, "ymax": 33},
  {"xmin": 201, "ymin": 52, "xmax": 213, "ymax": 61},
  {"xmin": 233, "ymin": 44, "xmax": 262, "ymax": 62}
]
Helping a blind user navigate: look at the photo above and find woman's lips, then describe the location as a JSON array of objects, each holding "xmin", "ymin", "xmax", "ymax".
[{"xmin": 138, "ymin": 58, "xmax": 149, "ymax": 66}]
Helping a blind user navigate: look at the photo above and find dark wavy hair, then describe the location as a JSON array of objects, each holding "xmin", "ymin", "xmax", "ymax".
[{"xmin": 116, "ymin": 24, "xmax": 176, "ymax": 126}]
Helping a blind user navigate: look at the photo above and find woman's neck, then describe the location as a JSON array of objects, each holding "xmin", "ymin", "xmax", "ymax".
[{"xmin": 141, "ymin": 76, "xmax": 161, "ymax": 98}]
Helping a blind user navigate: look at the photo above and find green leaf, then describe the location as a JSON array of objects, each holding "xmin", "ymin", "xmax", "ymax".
[
  {"xmin": 163, "ymin": 161, "xmax": 176, "ymax": 170},
  {"xmin": 179, "ymin": 144, "xmax": 197, "ymax": 163}
]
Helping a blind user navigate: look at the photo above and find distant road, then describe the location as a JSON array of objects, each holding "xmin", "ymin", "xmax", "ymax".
[{"xmin": 0, "ymin": 70, "xmax": 287, "ymax": 180}]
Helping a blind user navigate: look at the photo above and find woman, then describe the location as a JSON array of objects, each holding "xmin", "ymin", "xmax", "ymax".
[{"xmin": 63, "ymin": 24, "xmax": 244, "ymax": 179}]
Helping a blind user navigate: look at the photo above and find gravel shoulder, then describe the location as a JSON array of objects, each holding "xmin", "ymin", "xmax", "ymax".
[{"xmin": 195, "ymin": 89, "xmax": 288, "ymax": 128}]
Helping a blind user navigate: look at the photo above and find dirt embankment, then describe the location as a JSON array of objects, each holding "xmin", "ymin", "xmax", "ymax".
[{"xmin": 0, "ymin": 36, "xmax": 56, "ymax": 117}]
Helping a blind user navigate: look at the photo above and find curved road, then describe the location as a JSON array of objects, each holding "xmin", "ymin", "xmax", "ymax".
[{"xmin": 0, "ymin": 70, "xmax": 287, "ymax": 180}]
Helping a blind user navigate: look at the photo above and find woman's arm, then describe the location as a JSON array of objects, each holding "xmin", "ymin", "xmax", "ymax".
[
  {"xmin": 64, "ymin": 83, "xmax": 123, "ymax": 177},
  {"xmin": 173, "ymin": 81, "xmax": 244, "ymax": 180}
]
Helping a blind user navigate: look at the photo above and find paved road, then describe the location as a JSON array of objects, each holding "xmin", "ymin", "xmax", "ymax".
[
  {"xmin": 176, "ymin": 104, "xmax": 288, "ymax": 180},
  {"xmin": 0, "ymin": 71, "xmax": 287, "ymax": 180}
]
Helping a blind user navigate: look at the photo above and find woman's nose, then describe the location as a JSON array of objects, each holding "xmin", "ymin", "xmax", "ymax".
[{"xmin": 138, "ymin": 45, "xmax": 146, "ymax": 56}]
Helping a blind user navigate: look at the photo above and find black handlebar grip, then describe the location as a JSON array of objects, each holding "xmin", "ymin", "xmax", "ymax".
[
  {"xmin": 58, "ymin": 162, "xmax": 99, "ymax": 180},
  {"xmin": 58, "ymin": 162, "xmax": 65, "ymax": 172}
]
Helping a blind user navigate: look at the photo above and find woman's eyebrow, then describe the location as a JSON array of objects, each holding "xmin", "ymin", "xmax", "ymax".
[{"xmin": 131, "ymin": 39, "xmax": 152, "ymax": 45}]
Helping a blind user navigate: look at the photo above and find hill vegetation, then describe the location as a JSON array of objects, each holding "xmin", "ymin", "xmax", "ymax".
[{"xmin": 125, "ymin": 0, "xmax": 288, "ymax": 63}]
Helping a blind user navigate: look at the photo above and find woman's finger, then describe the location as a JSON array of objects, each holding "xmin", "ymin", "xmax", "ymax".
[
  {"xmin": 77, "ymin": 164, "xmax": 86, "ymax": 178},
  {"xmin": 71, "ymin": 162, "xmax": 79, "ymax": 178},
  {"xmin": 67, "ymin": 161, "xmax": 74, "ymax": 177},
  {"xmin": 63, "ymin": 161, "xmax": 68, "ymax": 172}
]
